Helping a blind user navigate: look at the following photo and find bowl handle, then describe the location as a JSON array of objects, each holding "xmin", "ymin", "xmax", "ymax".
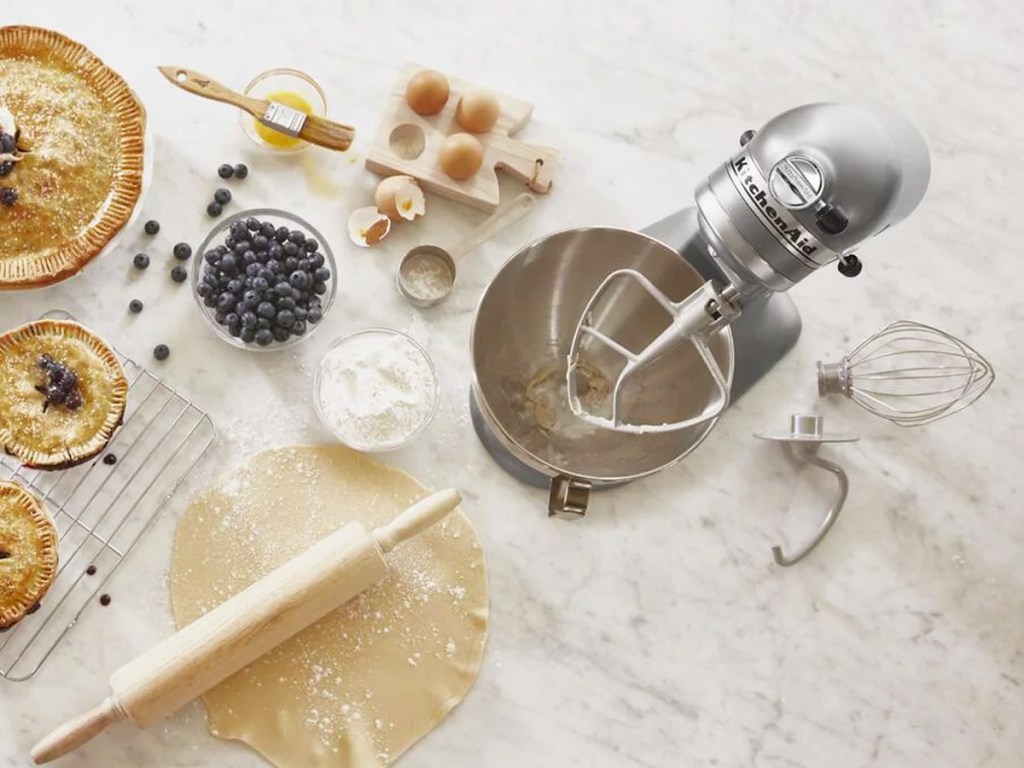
[{"xmin": 548, "ymin": 476, "xmax": 591, "ymax": 519}]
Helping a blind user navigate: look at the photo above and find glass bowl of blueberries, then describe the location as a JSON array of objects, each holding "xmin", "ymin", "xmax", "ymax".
[{"xmin": 192, "ymin": 208, "xmax": 336, "ymax": 350}]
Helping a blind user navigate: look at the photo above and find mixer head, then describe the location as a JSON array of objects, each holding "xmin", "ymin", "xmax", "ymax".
[{"xmin": 568, "ymin": 102, "xmax": 932, "ymax": 433}]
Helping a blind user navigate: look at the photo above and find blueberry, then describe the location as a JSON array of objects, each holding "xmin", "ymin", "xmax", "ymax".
[
  {"xmin": 307, "ymin": 308, "xmax": 323, "ymax": 324},
  {"xmin": 278, "ymin": 296, "xmax": 297, "ymax": 311},
  {"xmin": 207, "ymin": 201, "xmax": 223, "ymax": 217},
  {"xmin": 314, "ymin": 267, "xmax": 331, "ymax": 282},
  {"xmin": 234, "ymin": 164, "xmax": 249, "ymax": 180},
  {"xmin": 284, "ymin": 257, "xmax": 299, "ymax": 272},
  {"xmin": 252, "ymin": 234, "xmax": 269, "ymax": 251},
  {"xmin": 224, "ymin": 312, "xmax": 239, "ymax": 326},
  {"xmin": 245, "ymin": 262, "xmax": 261, "ymax": 278},
  {"xmin": 260, "ymin": 221, "xmax": 276, "ymax": 238},
  {"xmin": 203, "ymin": 295, "xmax": 217, "ymax": 308},
  {"xmin": 227, "ymin": 279, "xmax": 244, "ymax": 294},
  {"xmin": 230, "ymin": 221, "xmax": 249, "ymax": 240},
  {"xmin": 241, "ymin": 311, "xmax": 258, "ymax": 328},
  {"xmin": 203, "ymin": 272, "xmax": 219, "ymax": 288},
  {"xmin": 220, "ymin": 254, "xmax": 237, "ymax": 273},
  {"xmin": 297, "ymin": 258, "xmax": 310, "ymax": 272},
  {"xmin": 255, "ymin": 250, "xmax": 270, "ymax": 264},
  {"xmin": 173, "ymin": 242, "xmax": 192, "ymax": 260},
  {"xmin": 294, "ymin": 307, "xmax": 308, "ymax": 321},
  {"xmin": 219, "ymin": 274, "xmax": 233, "ymax": 287},
  {"xmin": 273, "ymin": 282, "xmax": 292, "ymax": 297},
  {"xmin": 133, "ymin": 253, "xmax": 150, "ymax": 270},
  {"xmin": 214, "ymin": 188, "xmax": 231, "ymax": 205},
  {"xmin": 228, "ymin": 322, "xmax": 242, "ymax": 338},
  {"xmin": 196, "ymin": 282, "xmax": 213, "ymax": 298},
  {"xmin": 303, "ymin": 239, "xmax": 319, "ymax": 253},
  {"xmin": 282, "ymin": 241, "xmax": 300, "ymax": 257},
  {"xmin": 256, "ymin": 318, "xmax": 272, "ymax": 331},
  {"xmin": 153, "ymin": 344, "xmax": 170, "ymax": 361},
  {"xmin": 252, "ymin": 276, "xmax": 269, "ymax": 292},
  {"xmin": 312, "ymin": 282, "xmax": 327, "ymax": 296},
  {"xmin": 242, "ymin": 289, "xmax": 260, "ymax": 307},
  {"xmin": 129, "ymin": 299, "xmax": 144, "ymax": 313},
  {"xmin": 144, "ymin": 220, "xmax": 160, "ymax": 235},
  {"xmin": 240, "ymin": 327, "xmax": 257, "ymax": 343},
  {"xmin": 291, "ymin": 320, "xmax": 307, "ymax": 336},
  {"xmin": 0, "ymin": 160, "xmax": 13, "ymax": 177},
  {"xmin": 233, "ymin": 241, "xmax": 250, "ymax": 256},
  {"xmin": 255, "ymin": 329, "xmax": 273, "ymax": 346},
  {"xmin": 276, "ymin": 309, "xmax": 295, "ymax": 328},
  {"xmin": 205, "ymin": 250, "xmax": 221, "ymax": 265},
  {"xmin": 289, "ymin": 271, "xmax": 310, "ymax": 290},
  {"xmin": 214, "ymin": 311, "xmax": 228, "ymax": 325},
  {"xmin": 217, "ymin": 294, "xmax": 235, "ymax": 312},
  {"xmin": 215, "ymin": 244, "xmax": 229, "ymax": 256},
  {"xmin": 245, "ymin": 217, "xmax": 260, "ymax": 232},
  {"xmin": 1, "ymin": 187, "xmax": 18, "ymax": 206},
  {"xmin": 0, "ymin": 133, "xmax": 14, "ymax": 153},
  {"xmin": 257, "ymin": 301, "xmax": 276, "ymax": 319},
  {"xmin": 275, "ymin": 226, "xmax": 289, "ymax": 243},
  {"xmin": 218, "ymin": 164, "xmax": 234, "ymax": 179},
  {"xmin": 287, "ymin": 230, "xmax": 306, "ymax": 245},
  {"xmin": 309, "ymin": 253, "xmax": 325, "ymax": 269},
  {"xmin": 170, "ymin": 266, "xmax": 188, "ymax": 283}
]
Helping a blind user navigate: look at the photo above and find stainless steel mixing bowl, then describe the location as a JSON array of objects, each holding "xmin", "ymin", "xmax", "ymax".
[{"xmin": 470, "ymin": 226, "xmax": 734, "ymax": 516}]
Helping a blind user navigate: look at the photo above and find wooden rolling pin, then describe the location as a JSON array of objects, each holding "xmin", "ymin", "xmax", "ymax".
[{"xmin": 31, "ymin": 489, "xmax": 461, "ymax": 764}]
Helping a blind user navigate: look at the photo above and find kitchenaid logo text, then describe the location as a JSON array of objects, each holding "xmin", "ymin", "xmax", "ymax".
[{"xmin": 732, "ymin": 155, "xmax": 819, "ymax": 256}]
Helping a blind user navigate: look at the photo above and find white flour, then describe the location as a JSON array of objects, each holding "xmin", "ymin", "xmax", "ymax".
[
  {"xmin": 317, "ymin": 332, "xmax": 437, "ymax": 450},
  {"xmin": 400, "ymin": 253, "xmax": 454, "ymax": 302}
]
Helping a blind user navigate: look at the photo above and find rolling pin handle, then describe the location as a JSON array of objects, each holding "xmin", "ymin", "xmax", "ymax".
[
  {"xmin": 372, "ymin": 488, "xmax": 461, "ymax": 553},
  {"xmin": 31, "ymin": 697, "xmax": 125, "ymax": 764}
]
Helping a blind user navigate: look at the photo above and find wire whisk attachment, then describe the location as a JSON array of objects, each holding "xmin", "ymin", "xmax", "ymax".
[{"xmin": 817, "ymin": 320, "xmax": 994, "ymax": 427}]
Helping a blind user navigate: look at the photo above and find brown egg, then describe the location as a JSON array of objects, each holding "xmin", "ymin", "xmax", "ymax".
[
  {"xmin": 439, "ymin": 133, "xmax": 484, "ymax": 180},
  {"xmin": 456, "ymin": 89, "xmax": 501, "ymax": 133},
  {"xmin": 405, "ymin": 70, "xmax": 450, "ymax": 116}
]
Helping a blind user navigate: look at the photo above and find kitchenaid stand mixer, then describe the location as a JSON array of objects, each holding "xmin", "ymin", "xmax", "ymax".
[{"xmin": 471, "ymin": 102, "xmax": 931, "ymax": 515}]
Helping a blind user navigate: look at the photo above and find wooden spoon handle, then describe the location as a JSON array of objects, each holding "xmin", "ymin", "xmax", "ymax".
[{"xmin": 157, "ymin": 66, "xmax": 266, "ymax": 118}]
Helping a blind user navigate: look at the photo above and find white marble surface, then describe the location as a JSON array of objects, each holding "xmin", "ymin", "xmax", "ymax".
[{"xmin": 2, "ymin": 1, "xmax": 1023, "ymax": 766}]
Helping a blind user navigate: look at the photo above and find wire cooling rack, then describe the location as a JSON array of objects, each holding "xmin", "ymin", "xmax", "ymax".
[{"xmin": 0, "ymin": 319, "xmax": 215, "ymax": 681}]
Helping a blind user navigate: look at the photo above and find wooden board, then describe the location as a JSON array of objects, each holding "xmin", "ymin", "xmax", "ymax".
[{"xmin": 366, "ymin": 62, "xmax": 559, "ymax": 212}]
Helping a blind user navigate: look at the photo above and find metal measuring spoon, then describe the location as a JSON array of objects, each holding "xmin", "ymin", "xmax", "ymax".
[{"xmin": 397, "ymin": 193, "xmax": 537, "ymax": 308}]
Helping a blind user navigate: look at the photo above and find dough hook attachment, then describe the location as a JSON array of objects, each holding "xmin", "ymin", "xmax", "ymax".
[{"xmin": 754, "ymin": 414, "xmax": 859, "ymax": 566}]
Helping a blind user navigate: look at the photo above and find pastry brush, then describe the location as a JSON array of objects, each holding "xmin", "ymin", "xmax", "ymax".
[{"xmin": 158, "ymin": 66, "xmax": 355, "ymax": 151}]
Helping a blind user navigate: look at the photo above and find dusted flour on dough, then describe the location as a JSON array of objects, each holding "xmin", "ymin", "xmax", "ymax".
[{"xmin": 168, "ymin": 445, "xmax": 488, "ymax": 768}]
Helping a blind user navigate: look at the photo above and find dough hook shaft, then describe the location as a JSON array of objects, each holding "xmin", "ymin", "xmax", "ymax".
[{"xmin": 771, "ymin": 444, "xmax": 849, "ymax": 567}]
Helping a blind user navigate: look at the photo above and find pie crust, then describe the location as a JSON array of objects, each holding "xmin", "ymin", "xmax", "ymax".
[
  {"xmin": 0, "ymin": 25, "xmax": 146, "ymax": 289},
  {"xmin": 0, "ymin": 481, "xmax": 58, "ymax": 629},
  {"xmin": 0, "ymin": 319, "xmax": 129, "ymax": 469}
]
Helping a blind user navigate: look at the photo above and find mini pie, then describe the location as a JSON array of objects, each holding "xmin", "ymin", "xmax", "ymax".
[
  {"xmin": 0, "ymin": 319, "xmax": 128, "ymax": 469},
  {"xmin": 0, "ymin": 25, "xmax": 146, "ymax": 289},
  {"xmin": 0, "ymin": 481, "xmax": 58, "ymax": 629}
]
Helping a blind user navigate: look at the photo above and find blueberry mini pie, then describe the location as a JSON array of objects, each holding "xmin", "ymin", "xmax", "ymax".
[
  {"xmin": 0, "ymin": 320, "xmax": 128, "ymax": 469},
  {"xmin": 0, "ymin": 480, "xmax": 57, "ymax": 629}
]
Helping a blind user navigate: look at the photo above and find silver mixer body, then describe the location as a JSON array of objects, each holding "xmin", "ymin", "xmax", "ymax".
[{"xmin": 470, "ymin": 103, "xmax": 931, "ymax": 515}]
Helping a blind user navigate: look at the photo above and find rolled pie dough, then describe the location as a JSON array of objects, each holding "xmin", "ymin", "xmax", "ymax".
[{"xmin": 168, "ymin": 445, "xmax": 488, "ymax": 767}]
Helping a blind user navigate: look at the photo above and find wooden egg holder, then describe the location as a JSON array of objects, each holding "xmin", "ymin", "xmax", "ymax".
[{"xmin": 366, "ymin": 62, "xmax": 559, "ymax": 212}]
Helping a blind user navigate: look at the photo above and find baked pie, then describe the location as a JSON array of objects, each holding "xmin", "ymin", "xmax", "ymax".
[
  {"xmin": 0, "ymin": 26, "xmax": 146, "ymax": 289},
  {"xmin": 0, "ymin": 480, "xmax": 58, "ymax": 629},
  {"xmin": 0, "ymin": 319, "xmax": 129, "ymax": 469}
]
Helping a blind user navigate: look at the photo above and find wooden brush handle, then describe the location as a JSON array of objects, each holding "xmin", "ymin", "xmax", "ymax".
[
  {"xmin": 158, "ymin": 66, "xmax": 265, "ymax": 118},
  {"xmin": 31, "ymin": 698, "xmax": 124, "ymax": 764}
]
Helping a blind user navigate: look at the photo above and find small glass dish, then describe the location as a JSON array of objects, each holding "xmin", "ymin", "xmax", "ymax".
[
  {"xmin": 313, "ymin": 328, "xmax": 440, "ymax": 452},
  {"xmin": 238, "ymin": 68, "xmax": 327, "ymax": 153},
  {"xmin": 191, "ymin": 208, "xmax": 337, "ymax": 352}
]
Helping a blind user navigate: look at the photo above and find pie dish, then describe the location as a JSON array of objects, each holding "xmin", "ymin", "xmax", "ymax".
[
  {"xmin": 0, "ymin": 25, "xmax": 146, "ymax": 289},
  {"xmin": 0, "ymin": 319, "xmax": 129, "ymax": 469},
  {"xmin": 0, "ymin": 480, "xmax": 58, "ymax": 630}
]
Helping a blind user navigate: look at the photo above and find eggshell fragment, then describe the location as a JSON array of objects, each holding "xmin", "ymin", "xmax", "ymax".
[
  {"xmin": 374, "ymin": 175, "xmax": 426, "ymax": 222},
  {"xmin": 348, "ymin": 207, "xmax": 392, "ymax": 247}
]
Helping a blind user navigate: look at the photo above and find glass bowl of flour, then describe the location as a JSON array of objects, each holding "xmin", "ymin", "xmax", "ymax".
[{"xmin": 314, "ymin": 328, "xmax": 440, "ymax": 452}]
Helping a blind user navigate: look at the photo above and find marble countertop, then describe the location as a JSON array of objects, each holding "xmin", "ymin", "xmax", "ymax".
[{"xmin": 2, "ymin": 2, "xmax": 1023, "ymax": 766}]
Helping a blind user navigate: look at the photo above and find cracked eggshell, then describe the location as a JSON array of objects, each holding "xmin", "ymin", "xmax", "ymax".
[
  {"xmin": 348, "ymin": 207, "xmax": 392, "ymax": 247},
  {"xmin": 0, "ymin": 106, "xmax": 15, "ymax": 136},
  {"xmin": 374, "ymin": 175, "xmax": 426, "ymax": 222}
]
